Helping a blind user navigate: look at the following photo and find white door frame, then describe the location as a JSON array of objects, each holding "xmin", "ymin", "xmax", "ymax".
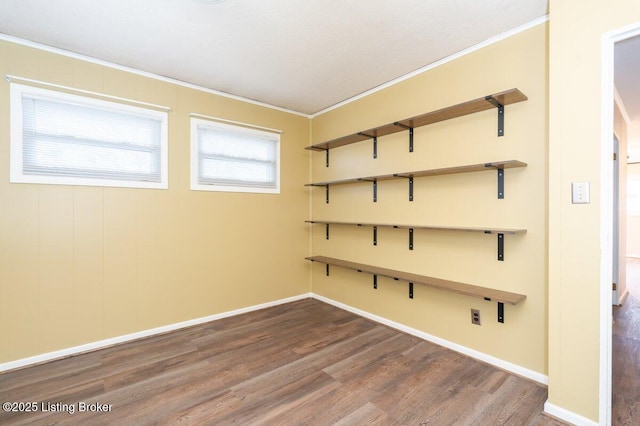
[
  {"xmin": 613, "ymin": 135, "xmax": 620, "ymax": 306},
  {"xmin": 600, "ymin": 20, "xmax": 640, "ymax": 426}
]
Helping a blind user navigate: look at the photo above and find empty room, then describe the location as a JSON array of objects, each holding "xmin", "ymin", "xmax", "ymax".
[{"xmin": 0, "ymin": 1, "xmax": 639, "ymax": 425}]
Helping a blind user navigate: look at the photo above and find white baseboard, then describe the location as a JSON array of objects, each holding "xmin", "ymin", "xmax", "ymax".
[
  {"xmin": 544, "ymin": 401, "xmax": 598, "ymax": 426},
  {"xmin": 0, "ymin": 293, "xmax": 313, "ymax": 373},
  {"xmin": 311, "ymin": 293, "xmax": 549, "ymax": 385},
  {"xmin": 3, "ymin": 292, "xmax": 603, "ymax": 425},
  {"xmin": 2, "ymin": 291, "xmax": 549, "ymax": 389}
]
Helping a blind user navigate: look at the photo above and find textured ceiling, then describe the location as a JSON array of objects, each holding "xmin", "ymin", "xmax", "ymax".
[{"xmin": 0, "ymin": 0, "xmax": 549, "ymax": 115}]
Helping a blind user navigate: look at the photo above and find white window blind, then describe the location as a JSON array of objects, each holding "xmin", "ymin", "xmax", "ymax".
[
  {"xmin": 191, "ymin": 118, "xmax": 280, "ymax": 193},
  {"xmin": 10, "ymin": 84, "xmax": 168, "ymax": 189}
]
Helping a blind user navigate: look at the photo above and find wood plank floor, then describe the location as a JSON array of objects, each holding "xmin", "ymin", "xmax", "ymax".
[
  {"xmin": 613, "ymin": 258, "xmax": 640, "ymax": 425},
  {"xmin": 0, "ymin": 299, "xmax": 565, "ymax": 425}
]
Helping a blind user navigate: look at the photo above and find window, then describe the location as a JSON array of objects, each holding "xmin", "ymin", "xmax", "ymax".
[
  {"xmin": 191, "ymin": 117, "xmax": 280, "ymax": 193},
  {"xmin": 10, "ymin": 83, "xmax": 168, "ymax": 189}
]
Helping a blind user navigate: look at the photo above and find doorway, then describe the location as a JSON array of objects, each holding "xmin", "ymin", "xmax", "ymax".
[{"xmin": 602, "ymin": 22, "xmax": 640, "ymax": 425}]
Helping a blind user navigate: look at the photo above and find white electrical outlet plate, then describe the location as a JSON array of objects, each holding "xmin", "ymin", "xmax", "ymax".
[{"xmin": 571, "ymin": 182, "xmax": 590, "ymax": 204}]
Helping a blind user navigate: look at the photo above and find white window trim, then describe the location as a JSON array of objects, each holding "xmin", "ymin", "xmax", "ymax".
[
  {"xmin": 10, "ymin": 83, "xmax": 169, "ymax": 190},
  {"xmin": 190, "ymin": 116, "xmax": 281, "ymax": 194}
]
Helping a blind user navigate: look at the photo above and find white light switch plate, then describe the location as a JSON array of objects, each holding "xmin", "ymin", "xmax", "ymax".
[{"xmin": 572, "ymin": 182, "xmax": 590, "ymax": 204}]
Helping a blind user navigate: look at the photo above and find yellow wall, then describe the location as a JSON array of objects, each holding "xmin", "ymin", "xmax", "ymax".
[
  {"xmin": 548, "ymin": 0, "xmax": 640, "ymax": 421},
  {"xmin": 0, "ymin": 40, "xmax": 311, "ymax": 363},
  {"xmin": 310, "ymin": 24, "xmax": 548, "ymax": 373}
]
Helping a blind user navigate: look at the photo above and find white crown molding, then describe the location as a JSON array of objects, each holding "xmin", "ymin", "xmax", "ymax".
[
  {"xmin": 310, "ymin": 15, "xmax": 550, "ymax": 118},
  {"xmin": 0, "ymin": 33, "xmax": 310, "ymax": 118}
]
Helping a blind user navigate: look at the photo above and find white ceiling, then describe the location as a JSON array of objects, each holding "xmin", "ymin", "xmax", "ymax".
[{"xmin": 0, "ymin": 0, "xmax": 549, "ymax": 115}]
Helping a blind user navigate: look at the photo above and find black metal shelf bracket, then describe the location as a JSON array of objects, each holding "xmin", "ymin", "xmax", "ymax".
[
  {"xmin": 484, "ymin": 297, "xmax": 506, "ymax": 323},
  {"xmin": 483, "ymin": 164, "xmax": 505, "ymax": 199},
  {"xmin": 497, "ymin": 168, "xmax": 505, "ymax": 199},
  {"xmin": 373, "ymin": 136, "xmax": 377, "ymax": 159},
  {"xmin": 357, "ymin": 178, "xmax": 377, "ymax": 203},
  {"xmin": 326, "ymin": 264, "xmax": 330, "ymax": 276},
  {"xmin": 325, "ymin": 184, "xmax": 330, "ymax": 204},
  {"xmin": 498, "ymin": 302, "xmax": 505, "ymax": 323},
  {"xmin": 409, "ymin": 177, "xmax": 414, "ymax": 201},
  {"xmin": 373, "ymin": 274, "xmax": 378, "ymax": 289},
  {"xmin": 409, "ymin": 228, "xmax": 414, "ymax": 250},
  {"xmin": 373, "ymin": 226, "xmax": 378, "ymax": 246},
  {"xmin": 393, "ymin": 174, "xmax": 414, "ymax": 201},
  {"xmin": 323, "ymin": 148, "xmax": 330, "ymax": 167},
  {"xmin": 409, "ymin": 282, "xmax": 414, "ymax": 299},
  {"xmin": 485, "ymin": 95, "xmax": 505, "ymax": 137},
  {"xmin": 373, "ymin": 180, "xmax": 378, "ymax": 202},
  {"xmin": 497, "ymin": 233, "xmax": 504, "ymax": 261},
  {"xmin": 394, "ymin": 122, "xmax": 414, "ymax": 152},
  {"xmin": 326, "ymin": 223, "xmax": 330, "ymax": 240},
  {"xmin": 358, "ymin": 132, "xmax": 378, "ymax": 159}
]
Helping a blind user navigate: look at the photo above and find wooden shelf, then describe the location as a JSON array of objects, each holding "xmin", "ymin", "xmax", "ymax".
[
  {"xmin": 306, "ymin": 160, "xmax": 526, "ymax": 201},
  {"xmin": 306, "ymin": 221, "xmax": 526, "ymax": 261},
  {"xmin": 306, "ymin": 255, "xmax": 526, "ymax": 322},
  {"xmin": 306, "ymin": 160, "xmax": 525, "ymax": 187},
  {"xmin": 305, "ymin": 220, "xmax": 526, "ymax": 235},
  {"xmin": 306, "ymin": 88, "xmax": 527, "ymax": 154}
]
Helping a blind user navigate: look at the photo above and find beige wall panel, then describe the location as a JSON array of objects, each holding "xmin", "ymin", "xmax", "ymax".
[
  {"xmin": 37, "ymin": 186, "xmax": 76, "ymax": 352},
  {"xmin": 134, "ymin": 190, "xmax": 183, "ymax": 329},
  {"xmin": 0, "ymin": 39, "xmax": 310, "ymax": 364},
  {"xmin": 102, "ymin": 67, "xmax": 179, "ymax": 110},
  {"xmin": 310, "ymin": 24, "xmax": 547, "ymax": 374},
  {"xmin": 0, "ymin": 184, "xmax": 40, "ymax": 360},
  {"xmin": 103, "ymin": 188, "xmax": 141, "ymax": 337},
  {"xmin": 68, "ymin": 61, "xmax": 105, "ymax": 93},
  {"xmin": 1, "ymin": 42, "xmax": 39, "ymax": 78},
  {"xmin": 38, "ymin": 50, "xmax": 84, "ymax": 86},
  {"xmin": 0, "ymin": 44, "xmax": 44, "ymax": 358},
  {"xmin": 73, "ymin": 188, "xmax": 106, "ymax": 343}
]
